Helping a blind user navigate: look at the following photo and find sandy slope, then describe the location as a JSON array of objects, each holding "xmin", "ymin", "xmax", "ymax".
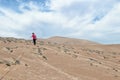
[{"xmin": 0, "ymin": 37, "xmax": 120, "ymax": 80}]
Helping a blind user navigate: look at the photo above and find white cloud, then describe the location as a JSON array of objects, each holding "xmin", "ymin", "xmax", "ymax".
[
  {"xmin": 0, "ymin": 8, "xmax": 30, "ymax": 30},
  {"xmin": 0, "ymin": 0, "xmax": 120, "ymax": 43},
  {"xmin": 56, "ymin": 1, "xmax": 120, "ymax": 43},
  {"xmin": 93, "ymin": 3, "xmax": 120, "ymax": 32}
]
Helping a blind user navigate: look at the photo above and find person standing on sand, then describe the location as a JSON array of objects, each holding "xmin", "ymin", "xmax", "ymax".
[{"xmin": 32, "ymin": 33, "xmax": 37, "ymax": 45}]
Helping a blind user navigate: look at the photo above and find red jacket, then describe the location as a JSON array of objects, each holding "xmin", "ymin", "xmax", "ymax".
[{"xmin": 32, "ymin": 34, "xmax": 37, "ymax": 39}]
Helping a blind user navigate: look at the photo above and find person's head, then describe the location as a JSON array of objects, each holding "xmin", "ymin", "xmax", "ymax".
[{"xmin": 32, "ymin": 33, "xmax": 34, "ymax": 34}]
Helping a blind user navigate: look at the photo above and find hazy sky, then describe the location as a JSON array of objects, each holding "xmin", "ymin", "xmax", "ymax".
[{"xmin": 0, "ymin": 0, "xmax": 120, "ymax": 44}]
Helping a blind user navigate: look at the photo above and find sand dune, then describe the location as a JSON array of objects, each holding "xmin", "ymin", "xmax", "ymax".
[{"xmin": 0, "ymin": 36, "xmax": 120, "ymax": 80}]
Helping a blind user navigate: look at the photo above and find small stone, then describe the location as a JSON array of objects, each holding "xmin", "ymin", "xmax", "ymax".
[
  {"xmin": 25, "ymin": 64, "xmax": 28, "ymax": 66},
  {"xmin": 6, "ymin": 63, "xmax": 11, "ymax": 66},
  {"xmin": 43, "ymin": 56, "xmax": 47, "ymax": 60},
  {"xmin": 15, "ymin": 60, "xmax": 20, "ymax": 65}
]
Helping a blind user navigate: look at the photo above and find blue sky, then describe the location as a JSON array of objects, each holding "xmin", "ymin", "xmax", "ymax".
[{"xmin": 0, "ymin": 0, "xmax": 120, "ymax": 44}]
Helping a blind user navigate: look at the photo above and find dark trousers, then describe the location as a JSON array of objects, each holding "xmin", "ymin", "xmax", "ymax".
[{"xmin": 33, "ymin": 39, "xmax": 36, "ymax": 45}]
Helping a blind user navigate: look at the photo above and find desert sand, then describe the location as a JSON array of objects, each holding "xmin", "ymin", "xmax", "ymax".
[{"xmin": 0, "ymin": 36, "xmax": 120, "ymax": 80}]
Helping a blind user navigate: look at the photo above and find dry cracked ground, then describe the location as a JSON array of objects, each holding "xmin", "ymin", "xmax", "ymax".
[{"xmin": 0, "ymin": 36, "xmax": 120, "ymax": 80}]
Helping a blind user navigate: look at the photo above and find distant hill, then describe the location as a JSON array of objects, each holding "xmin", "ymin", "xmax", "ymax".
[{"xmin": 46, "ymin": 36, "xmax": 100, "ymax": 46}]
